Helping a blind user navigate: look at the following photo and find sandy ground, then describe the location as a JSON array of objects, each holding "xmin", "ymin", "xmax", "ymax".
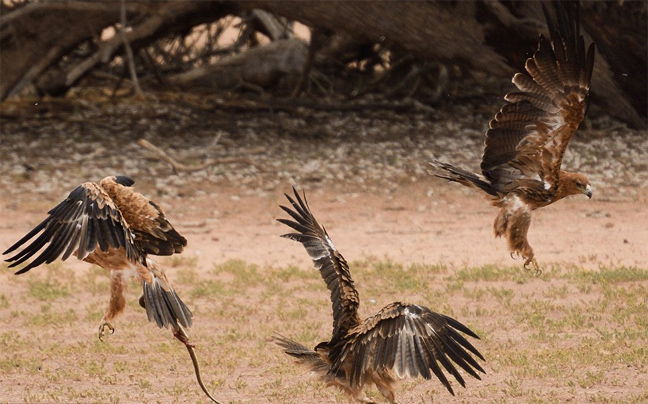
[
  {"xmin": 0, "ymin": 96, "xmax": 647, "ymax": 403},
  {"xmin": 3, "ymin": 179, "xmax": 647, "ymax": 276},
  {"xmin": 1, "ymin": 180, "xmax": 647, "ymax": 403}
]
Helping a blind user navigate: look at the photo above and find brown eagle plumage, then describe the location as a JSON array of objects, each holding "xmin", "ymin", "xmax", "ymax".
[
  {"xmin": 274, "ymin": 189, "xmax": 484, "ymax": 403},
  {"xmin": 3, "ymin": 175, "xmax": 191, "ymax": 340},
  {"xmin": 431, "ymin": 3, "xmax": 595, "ymax": 273}
]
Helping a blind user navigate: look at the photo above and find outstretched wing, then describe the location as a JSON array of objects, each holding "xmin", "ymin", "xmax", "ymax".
[
  {"xmin": 99, "ymin": 176, "xmax": 187, "ymax": 256},
  {"xmin": 277, "ymin": 188, "xmax": 361, "ymax": 341},
  {"xmin": 3, "ymin": 182, "xmax": 142, "ymax": 274},
  {"xmin": 336, "ymin": 302, "xmax": 484, "ymax": 396},
  {"xmin": 481, "ymin": 1, "xmax": 594, "ymax": 194}
]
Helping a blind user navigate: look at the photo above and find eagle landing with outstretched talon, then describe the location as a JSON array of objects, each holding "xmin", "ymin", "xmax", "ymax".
[{"xmin": 430, "ymin": 2, "xmax": 595, "ymax": 274}]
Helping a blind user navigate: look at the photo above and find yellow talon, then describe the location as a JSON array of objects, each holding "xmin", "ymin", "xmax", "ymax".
[
  {"xmin": 98, "ymin": 322, "xmax": 115, "ymax": 341},
  {"xmin": 523, "ymin": 258, "xmax": 541, "ymax": 276}
]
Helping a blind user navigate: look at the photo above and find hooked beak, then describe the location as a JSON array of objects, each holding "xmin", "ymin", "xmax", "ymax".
[{"xmin": 584, "ymin": 184, "xmax": 592, "ymax": 199}]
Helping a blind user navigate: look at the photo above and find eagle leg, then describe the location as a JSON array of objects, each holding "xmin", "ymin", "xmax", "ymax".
[
  {"xmin": 98, "ymin": 270, "xmax": 127, "ymax": 341},
  {"xmin": 498, "ymin": 198, "xmax": 538, "ymax": 274},
  {"xmin": 370, "ymin": 371, "xmax": 399, "ymax": 404},
  {"xmin": 335, "ymin": 382, "xmax": 373, "ymax": 403}
]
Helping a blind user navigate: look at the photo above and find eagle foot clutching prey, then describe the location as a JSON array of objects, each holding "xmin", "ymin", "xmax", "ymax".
[
  {"xmin": 4, "ymin": 175, "xmax": 191, "ymax": 338},
  {"xmin": 3, "ymin": 175, "xmax": 222, "ymax": 404},
  {"xmin": 275, "ymin": 188, "xmax": 485, "ymax": 403},
  {"xmin": 430, "ymin": 2, "xmax": 594, "ymax": 270}
]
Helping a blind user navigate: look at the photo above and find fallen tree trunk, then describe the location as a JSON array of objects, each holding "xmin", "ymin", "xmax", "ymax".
[
  {"xmin": 0, "ymin": 2, "xmax": 125, "ymax": 98},
  {"xmin": 0, "ymin": 0, "xmax": 645, "ymax": 128},
  {"xmin": 167, "ymin": 39, "xmax": 308, "ymax": 94},
  {"xmin": 0, "ymin": 1, "xmax": 234, "ymax": 99},
  {"xmin": 242, "ymin": 0, "xmax": 646, "ymax": 128}
]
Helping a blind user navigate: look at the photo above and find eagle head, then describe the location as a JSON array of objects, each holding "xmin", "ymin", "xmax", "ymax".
[{"xmin": 572, "ymin": 174, "xmax": 592, "ymax": 199}]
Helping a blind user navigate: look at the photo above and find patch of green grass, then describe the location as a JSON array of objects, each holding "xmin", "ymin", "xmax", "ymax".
[
  {"xmin": 451, "ymin": 264, "xmax": 528, "ymax": 283},
  {"xmin": 167, "ymin": 254, "xmax": 198, "ymax": 269},
  {"xmin": 542, "ymin": 284, "xmax": 569, "ymax": 299},
  {"xmin": 487, "ymin": 286, "xmax": 515, "ymax": 307},
  {"xmin": 27, "ymin": 278, "xmax": 71, "ymax": 301},
  {"xmin": 81, "ymin": 358, "xmax": 108, "ymax": 378},
  {"xmin": 138, "ymin": 378, "xmax": 152, "ymax": 389},
  {"xmin": 350, "ymin": 258, "xmax": 445, "ymax": 294},
  {"xmin": 213, "ymin": 259, "xmax": 263, "ymax": 288},
  {"xmin": 190, "ymin": 279, "xmax": 228, "ymax": 298},
  {"xmin": 175, "ymin": 266, "xmax": 202, "ymax": 286},
  {"xmin": 0, "ymin": 331, "xmax": 32, "ymax": 372},
  {"xmin": 24, "ymin": 305, "xmax": 78, "ymax": 327},
  {"xmin": 589, "ymin": 391, "xmax": 648, "ymax": 404},
  {"xmin": 502, "ymin": 378, "xmax": 525, "ymax": 397},
  {"xmin": 78, "ymin": 266, "xmax": 110, "ymax": 296},
  {"xmin": 0, "ymin": 293, "xmax": 9, "ymax": 309},
  {"xmin": 565, "ymin": 265, "xmax": 648, "ymax": 283},
  {"xmin": 267, "ymin": 265, "xmax": 314, "ymax": 282},
  {"xmin": 277, "ymin": 306, "xmax": 308, "ymax": 321},
  {"xmin": 445, "ymin": 279, "xmax": 465, "ymax": 293}
]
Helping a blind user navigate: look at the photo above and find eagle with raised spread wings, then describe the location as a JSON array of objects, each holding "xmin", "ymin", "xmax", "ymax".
[
  {"xmin": 430, "ymin": 2, "xmax": 595, "ymax": 273},
  {"xmin": 4, "ymin": 175, "xmax": 223, "ymax": 403},
  {"xmin": 3, "ymin": 175, "xmax": 191, "ymax": 340},
  {"xmin": 274, "ymin": 189, "xmax": 484, "ymax": 403}
]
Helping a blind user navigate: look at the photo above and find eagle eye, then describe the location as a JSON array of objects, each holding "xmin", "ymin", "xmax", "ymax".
[{"xmin": 575, "ymin": 180, "xmax": 583, "ymax": 187}]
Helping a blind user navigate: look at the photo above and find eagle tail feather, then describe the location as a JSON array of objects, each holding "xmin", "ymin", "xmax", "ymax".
[
  {"xmin": 430, "ymin": 160, "xmax": 498, "ymax": 196},
  {"xmin": 273, "ymin": 335, "xmax": 330, "ymax": 374},
  {"xmin": 141, "ymin": 277, "xmax": 193, "ymax": 330}
]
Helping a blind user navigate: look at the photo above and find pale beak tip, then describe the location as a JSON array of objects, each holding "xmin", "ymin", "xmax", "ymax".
[{"xmin": 585, "ymin": 185, "xmax": 593, "ymax": 199}]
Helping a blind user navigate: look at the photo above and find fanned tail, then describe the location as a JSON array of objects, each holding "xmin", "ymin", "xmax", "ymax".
[
  {"xmin": 430, "ymin": 160, "xmax": 498, "ymax": 196},
  {"xmin": 273, "ymin": 334, "xmax": 330, "ymax": 374},
  {"xmin": 140, "ymin": 264, "xmax": 192, "ymax": 330}
]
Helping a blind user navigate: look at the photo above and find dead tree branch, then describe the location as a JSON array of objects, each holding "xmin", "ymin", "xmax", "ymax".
[{"xmin": 120, "ymin": 0, "xmax": 143, "ymax": 96}]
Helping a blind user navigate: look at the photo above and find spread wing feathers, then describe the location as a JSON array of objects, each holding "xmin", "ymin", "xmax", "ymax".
[
  {"xmin": 99, "ymin": 176, "xmax": 187, "ymax": 256},
  {"xmin": 481, "ymin": 1, "xmax": 594, "ymax": 193},
  {"xmin": 335, "ymin": 303, "xmax": 485, "ymax": 396},
  {"xmin": 277, "ymin": 188, "xmax": 361, "ymax": 340},
  {"xmin": 140, "ymin": 259, "xmax": 193, "ymax": 329},
  {"xmin": 273, "ymin": 334, "xmax": 331, "ymax": 374},
  {"xmin": 3, "ymin": 183, "xmax": 141, "ymax": 274}
]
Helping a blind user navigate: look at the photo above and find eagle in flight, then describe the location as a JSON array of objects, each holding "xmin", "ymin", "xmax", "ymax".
[
  {"xmin": 3, "ymin": 175, "xmax": 192, "ymax": 341},
  {"xmin": 430, "ymin": 3, "xmax": 595, "ymax": 273},
  {"xmin": 274, "ymin": 189, "xmax": 484, "ymax": 403}
]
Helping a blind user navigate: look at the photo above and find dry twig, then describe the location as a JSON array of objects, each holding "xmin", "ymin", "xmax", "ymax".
[{"xmin": 136, "ymin": 137, "xmax": 261, "ymax": 174}]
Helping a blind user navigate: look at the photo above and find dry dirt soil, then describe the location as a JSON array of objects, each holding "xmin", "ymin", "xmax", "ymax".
[{"xmin": 0, "ymin": 95, "xmax": 647, "ymax": 404}]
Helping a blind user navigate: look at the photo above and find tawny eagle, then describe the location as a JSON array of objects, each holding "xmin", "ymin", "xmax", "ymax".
[
  {"xmin": 3, "ymin": 175, "xmax": 192, "ymax": 340},
  {"xmin": 274, "ymin": 189, "xmax": 484, "ymax": 403},
  {"xmin": 431, "ymin": 3, "xmax": 595, "ymax": 273}
]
